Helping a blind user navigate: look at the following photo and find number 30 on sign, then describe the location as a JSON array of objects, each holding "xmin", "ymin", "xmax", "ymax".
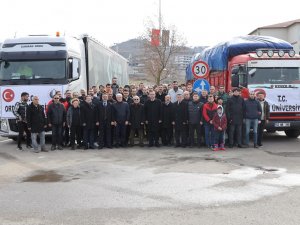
[{"xmin": 192, "ymin": 61, "xmax": 209, "ymax": 79}]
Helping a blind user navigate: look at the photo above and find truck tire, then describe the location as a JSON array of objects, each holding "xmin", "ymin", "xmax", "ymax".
[{"xmin": 285, "ymin": 129, "xmax": 300, "ymax": 138}]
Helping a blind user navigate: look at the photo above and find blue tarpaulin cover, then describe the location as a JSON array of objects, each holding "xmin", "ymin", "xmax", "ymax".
[{"xmin": 186, "ymin": 35, "xmax": 293, "ymax": 80}]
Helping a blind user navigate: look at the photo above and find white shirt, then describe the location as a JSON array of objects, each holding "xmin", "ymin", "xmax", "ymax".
[{"xmin": 168, "ymin": 88, "xmax": 183, "ymax": 103}]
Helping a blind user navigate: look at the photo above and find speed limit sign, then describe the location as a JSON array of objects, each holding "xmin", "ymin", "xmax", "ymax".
[{"xmin": 192, "ymin": 61, "xmax": 209, "ymax": 79}]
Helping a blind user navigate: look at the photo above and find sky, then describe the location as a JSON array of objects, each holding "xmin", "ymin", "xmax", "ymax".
[{"xmin": 1, "ymin": 0, "xmax": 300, "ymax": 47}]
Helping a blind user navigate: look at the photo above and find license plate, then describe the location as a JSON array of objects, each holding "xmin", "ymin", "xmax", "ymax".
[{"xmin": 275, "ymin": 123, "xmax": 291, "ymax": 127}]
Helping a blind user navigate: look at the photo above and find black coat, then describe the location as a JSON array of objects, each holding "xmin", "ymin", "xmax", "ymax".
[
  {"xmin": 156, "ymin": 92, "xmax": 166, "ymax": 102},
  {"xmin": 144, "ymin": 99, "xmax": 162, "ymax": 129},
  {"xmin": 226, "ymin": 95, "xmax": 244, "ymax": 125},
  {"xmin": 162, "ymin": 102, "xmax": 175, "ymax": 128},
  {"xmin": 26, "ymin": 103, "xmax": 47, "ymax": 133},
  {"xmin": 112, "ymin": 102, "xmax": 130, "ymax": 124},
  {"xmin": 97, "ymin": 101, "xmax": 113, "ymax": 123},
  {"xmin": 174, "ymin": 101, "xmax": 188, "ymax": 129},
  {"xmin": 129, "ymin": 103, "xmax": 145, "ymax": 129},
  {"xmin": 187, "ymin": 101, "xmax": 203, "ymax": 125},
  {"xmin": 80, "ymin": 101, "xmax": 97, "ymax": 129},
  {"xmin": 47, "ymin": 102, "xmax": 66, "ymax": 125},
  {"xmin": 140, "ymin": 94, "xmax": 149, "ymax": 104},
  {"xmin": 123, "ymin": 97, "xmax": 134, "ymax": 105}
]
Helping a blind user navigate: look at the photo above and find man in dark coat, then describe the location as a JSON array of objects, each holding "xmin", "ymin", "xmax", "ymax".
[
  {"xmin": 174, "ymin": 93, "xmax": 188, "ymax": 147},
  {"xmin": 96, "ymin": 92, "xmax": 113, "ymax": 149},
  {"xmin": 161, "ymin": 95, "xmax": 174, "ymax": 146},
  {"xmin": 144, "ymin": 90, "xmax": 162, "ymax": 147},
  {"xmin": 187, "ymin": 93, "xmax": 203, "ymax": 147},
  {"xmin": 226, "ymin": 88, "xmax": 245, "ymax": 148},
  {"xmin": 47, "ymin": 94, "xmax": 66, "ymax": 150},
  {"xmin": 112, "ymin": 94, "xmax": 130, "ymax": 147},
  {"xmin": 139, "ymin": 87, "xmax": 149, "ymax": 104},
  {"xmin": 129, "ymin": 96, "xmax": 145, "ymax": 147},
  {"xmin": 81, "ymin": 95, "xmax": 98, "ymax": 149},
  {"xmin": 26, "ymin": 96, "xmax": 47, "ymax": 153}
]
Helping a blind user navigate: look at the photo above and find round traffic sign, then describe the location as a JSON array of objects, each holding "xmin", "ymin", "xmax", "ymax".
[{"xmin": 192, "ymin": 61, "xmax": 209, "ymax": 79}]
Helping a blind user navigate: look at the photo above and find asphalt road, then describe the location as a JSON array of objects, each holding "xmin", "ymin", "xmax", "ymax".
[{"xmin": 0, "ymin": 132, "xmax": 300, "ymax": 225}]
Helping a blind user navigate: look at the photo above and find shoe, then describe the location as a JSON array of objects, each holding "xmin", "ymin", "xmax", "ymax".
[
  {"xmin": 71, "ymin": 146, "xmax": 76, "ymax": 150},
  {"xmin": 148, "ymin": 144, "xmax": 154, "ymax": 147},
  {"xmin": 17, "ymin": 146, "xmax": 23, "ymax": 151},
  {"xmin": 219, "ymin": 144, "xmax": 225, "ymax": 151},
  {"xmin": 41, "ymin": 148, "xmax": 48, "ymax": 152},
  {"xmin": 26, "ymin": 145, "xmax": 33, "ymax": 149},
  {"xmin": 107, "ymin": 146, "xmax": 112, "ymax": 149},
  {"xmin": 51, "ymin": 145, "xmax": 56, "ymax": 151},
  {"xmin": 155, "ymin": 143, "xmax": 160, "ymax": 147},
  {"xmin": 228, "ymin": 144, "xmax": 233, "ymax": 148},
  {"xmin": 237, "ymin": 144, "xmax": 245, "ymax": 148},
  {"xmin": 258, "ymin": 143, "xmax": 263, "ymax": 147},
  {"xmin": 34, "ymin": 149, "xmax": 40, "ymax": 153},
  {"xmin": 254, "ymin": 144, "xmax": 259, "ymax": 148},
  {"xmin": 98, "ymin": 146, "xmax": 103, "ymax": 150},
  {"xmin": 57, "ymin": 146, "xmax": 63, "ymax": 150},
  {"xmin": 84, "ymin": 146, "xmax": 89, "ymax": 150},
  {"xmin": 139, "ymin": 143, "xmax": 144, "ymax": 147}
]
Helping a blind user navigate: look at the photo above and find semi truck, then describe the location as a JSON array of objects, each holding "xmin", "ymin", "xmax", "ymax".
[
  {"xmin": 186, "ymin": 35, "xmax": 300, "ymax": 138},
  {"xmin": 0, "ymin": 33, "xmax": 128, "ymax": 138}
]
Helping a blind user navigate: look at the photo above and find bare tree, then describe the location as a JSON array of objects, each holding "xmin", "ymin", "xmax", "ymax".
[{"xmin": 141, "ymin": 20, "xmax": 186, "ymax": 85}]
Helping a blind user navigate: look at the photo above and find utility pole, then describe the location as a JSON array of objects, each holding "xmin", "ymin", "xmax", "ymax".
[{"xmin": 159, "ymin": 0, "xmax": 162, "ymax": 34}]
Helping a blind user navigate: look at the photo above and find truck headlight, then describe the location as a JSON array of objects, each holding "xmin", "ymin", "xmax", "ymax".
[{"xmin": 1, "ymin": 119, "xmax": 9, "ymax": 132}]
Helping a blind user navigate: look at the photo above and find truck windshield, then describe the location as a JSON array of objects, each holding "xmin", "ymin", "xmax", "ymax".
[
  {"xmin": 248, "ymin": 67, "xmax": 300, "ymax": 84},
  {"xmin": 0, "ymin": 60, "xmax": 66, "ymax": 81}
]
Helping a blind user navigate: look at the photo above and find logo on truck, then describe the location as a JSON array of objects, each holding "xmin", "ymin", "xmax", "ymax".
[{"xmin": 2, "ymin": 89, "xmax": 15, "ymax": 102}]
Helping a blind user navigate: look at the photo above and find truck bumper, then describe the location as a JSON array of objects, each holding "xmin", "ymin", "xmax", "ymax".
[{"xmin": 265, "ymin": 120, "xmax": 300, "ymax": 131}]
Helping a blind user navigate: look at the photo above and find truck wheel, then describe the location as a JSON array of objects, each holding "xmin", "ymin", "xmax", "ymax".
[{"xmin": 285, "ymin": 129, "xmax": 300, "ymax": 138}]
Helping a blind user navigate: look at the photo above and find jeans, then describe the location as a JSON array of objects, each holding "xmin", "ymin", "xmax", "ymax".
[
  {"xmin": 31, "ymin": 131, "xmax": 45, "ymax": 151},
  {"xmin": 245, "ymin": 119, "xmax": 259, "ymax": 145},
  {"xmin": 204, "ymin": 123, "xmax": 215, "ymax": 147}
]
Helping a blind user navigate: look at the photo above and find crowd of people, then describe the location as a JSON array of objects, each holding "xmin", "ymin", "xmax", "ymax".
[{"xmin": 13, "ymin": 77, "xmax": 270, "ymax": 153}]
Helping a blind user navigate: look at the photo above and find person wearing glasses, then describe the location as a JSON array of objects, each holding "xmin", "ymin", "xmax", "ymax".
[
  {"xmin": 26, "ymin": 96, "xmax": 47, "ymax": 153},
  {"xmin": 129, "ymin": 96, "xmax": 145, "ymax": 147},
  {"xmin": 47, "ymin": 95, "xmax": 66, "ymax": 150}
]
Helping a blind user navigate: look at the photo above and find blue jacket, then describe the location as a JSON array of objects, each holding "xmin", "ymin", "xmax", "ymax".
[{"xmin": 244, "ymin": 98, "xmax": 262, "ymax": 120}]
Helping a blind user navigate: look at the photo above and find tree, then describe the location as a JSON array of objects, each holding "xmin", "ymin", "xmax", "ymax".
[{"xmin": 141, "ymin": 20, "xmax": 186, "ymax": 85}]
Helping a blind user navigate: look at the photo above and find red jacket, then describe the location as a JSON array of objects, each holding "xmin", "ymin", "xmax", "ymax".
[
  {"xmin": 202, "ymin": 102, "xmax": 218, "ymax": 123},
  {"xmin": 212, "ymin": 113, "xmax": 227, "ymax": 131}
]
